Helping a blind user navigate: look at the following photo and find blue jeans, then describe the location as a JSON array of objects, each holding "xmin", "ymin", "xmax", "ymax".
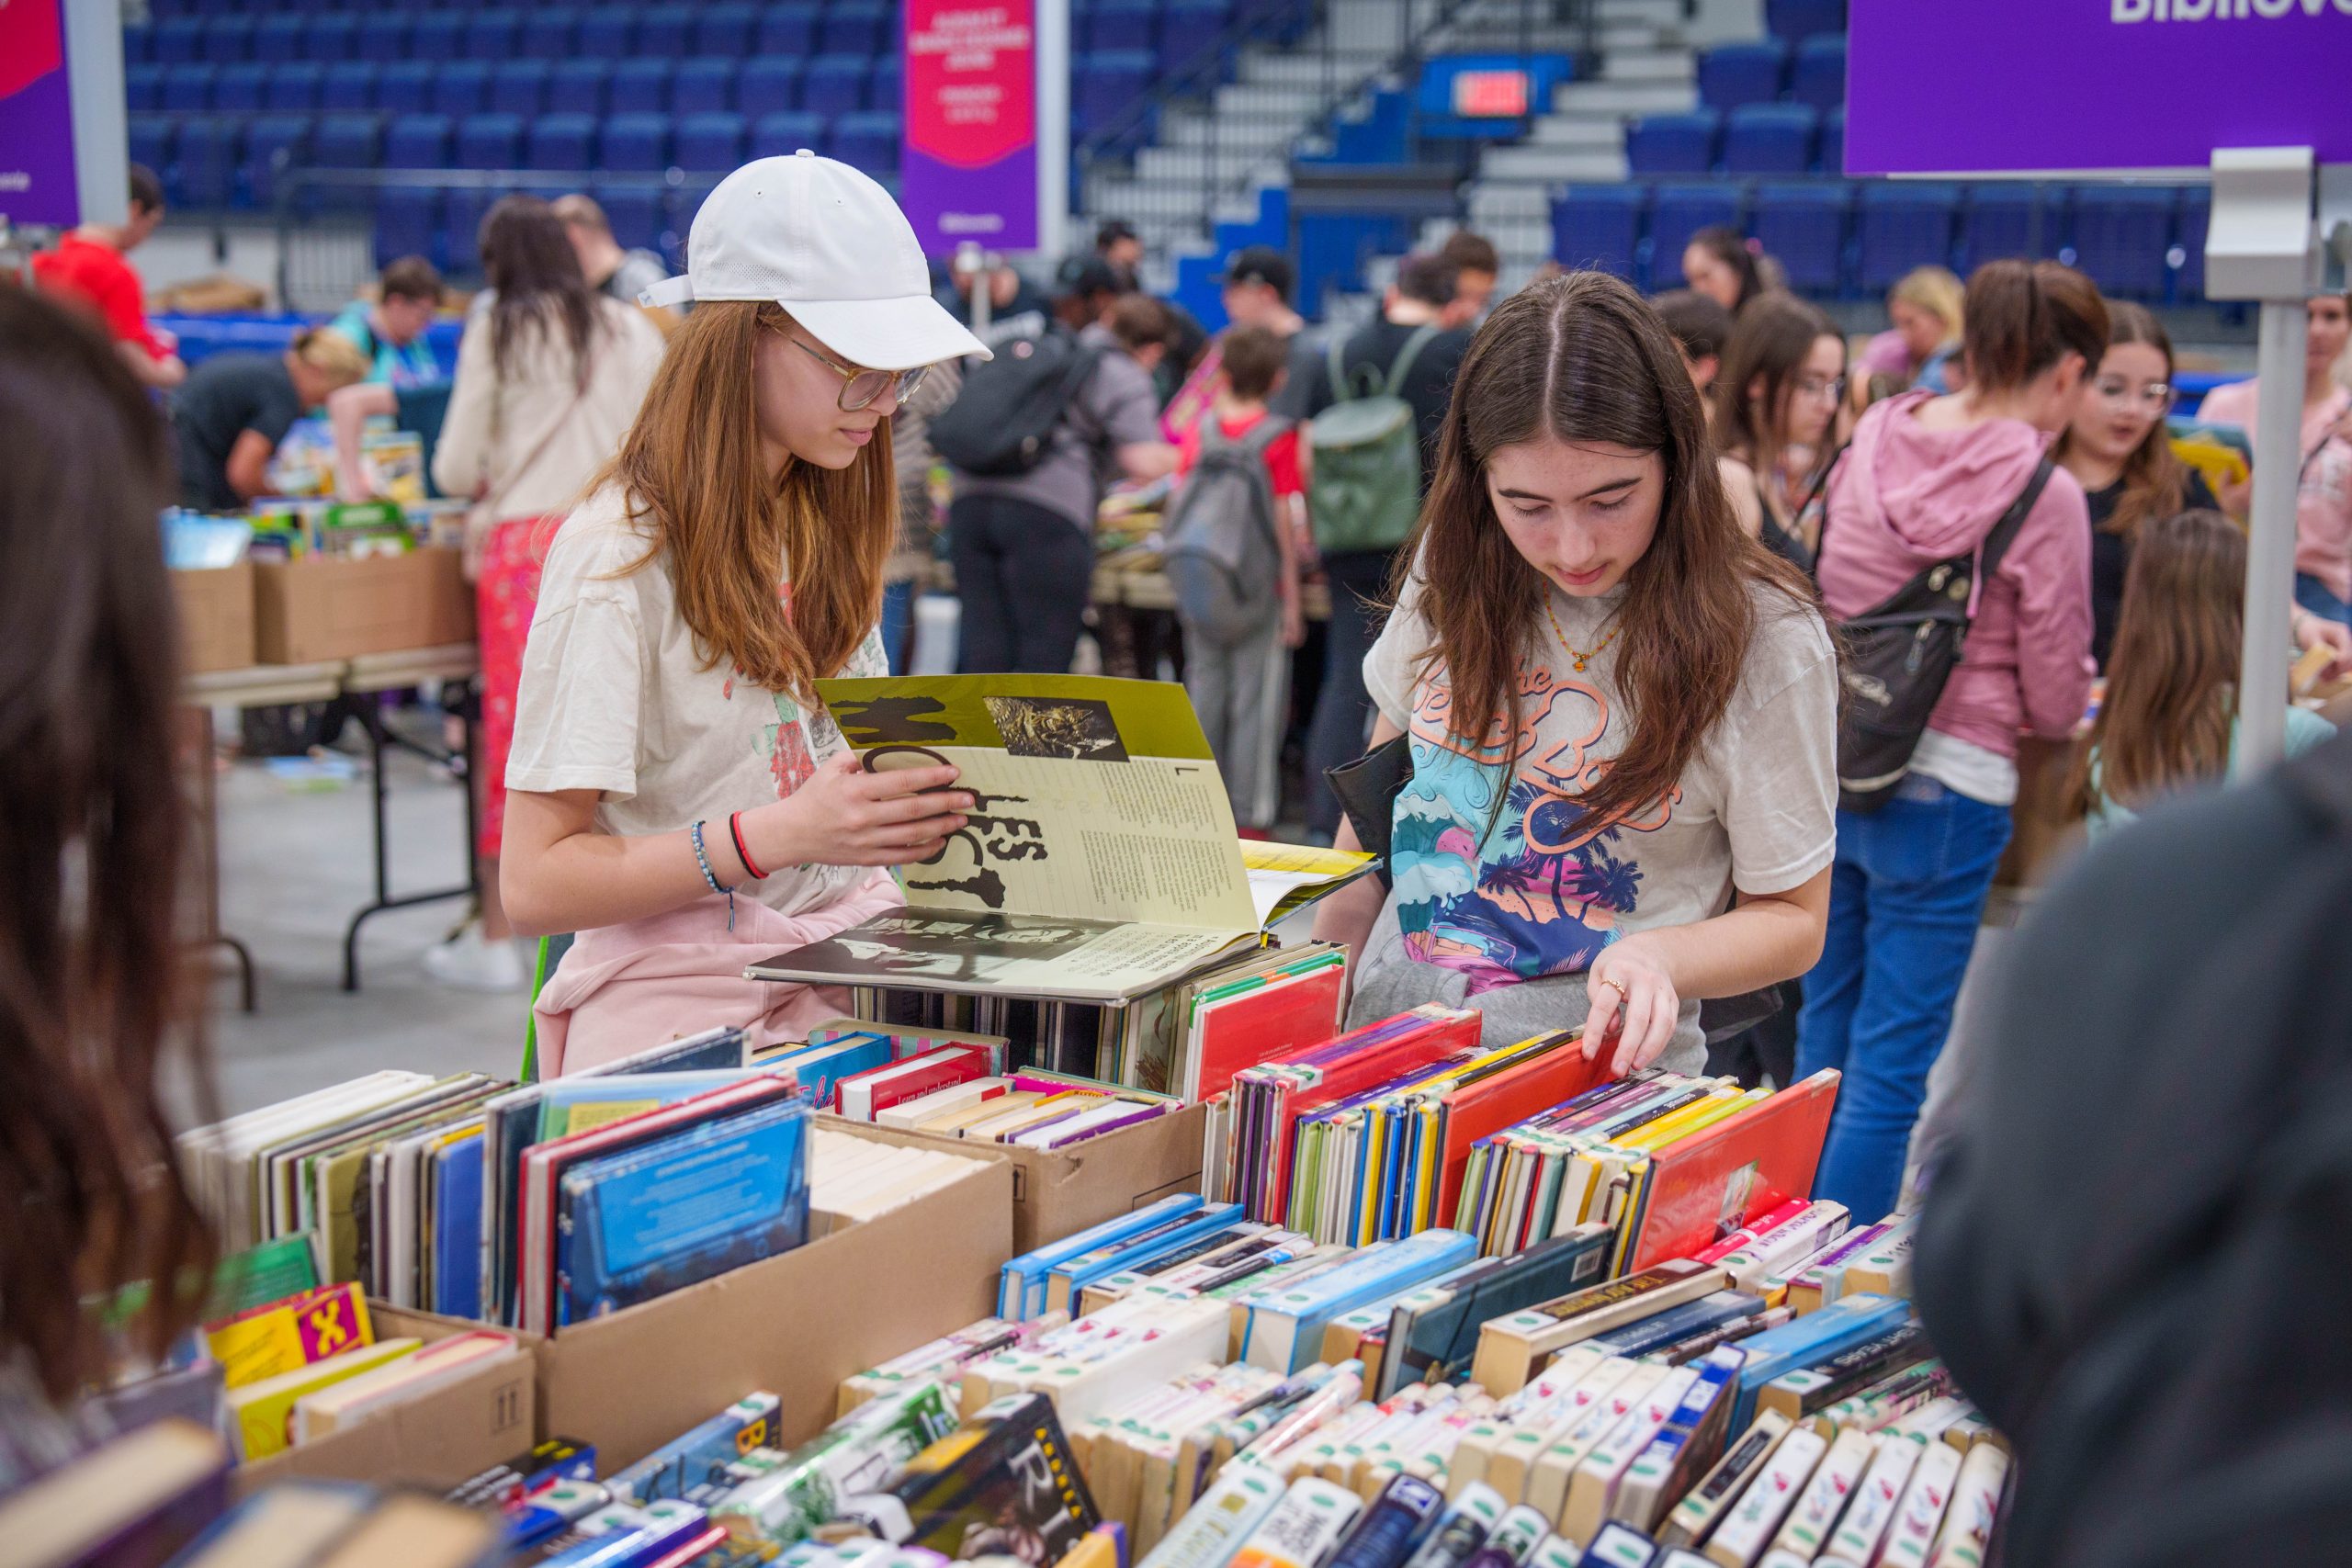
[
  {"xmin": 880, "ymin": 579, "xmax": 915, "ymax": 675},
  {"xmin": 2296, "ymin": 572, "xmax": 2351, "ymax": 626},
  {"xmin": 1795, "ymin": 775, "xmax": 2012, "ymax": 1223}
]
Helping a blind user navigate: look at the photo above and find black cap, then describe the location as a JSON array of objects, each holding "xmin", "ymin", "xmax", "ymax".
[
  {"xmin": 1055, "ymin": 254, "xmax": 1125, "ymax": 300},
  {"xmin": 1220, "ymin": 245, "xmax": 1295, "ymax": 302}
]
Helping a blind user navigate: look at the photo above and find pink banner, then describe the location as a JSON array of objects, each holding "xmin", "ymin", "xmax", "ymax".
[{"xmin": 901, "ymin": 0, "xmax": 1039, "ymax": 254}]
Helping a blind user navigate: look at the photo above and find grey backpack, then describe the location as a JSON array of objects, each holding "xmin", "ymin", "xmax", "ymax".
[{"xmin": 1162, "ymin": 416, "xmax": 1291, "ymax": 647}]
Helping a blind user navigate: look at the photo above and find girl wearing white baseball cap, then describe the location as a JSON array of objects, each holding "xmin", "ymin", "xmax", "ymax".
[{"xmin": 500, "ymin": 152, "xmax": 992, "ymax": 1075}]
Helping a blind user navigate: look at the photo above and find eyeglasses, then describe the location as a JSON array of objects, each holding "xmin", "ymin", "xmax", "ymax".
[
  {"xmin": 1793, "ymin": 374, "xmax": 1847, "ymax": 403},
  {"xmin": 2094, "ymin": 377, "xmax": 2176, "ymax": 414},
  {"xmin": 792, "ymin": 336, "xmax": 931, "ymax": 412}
]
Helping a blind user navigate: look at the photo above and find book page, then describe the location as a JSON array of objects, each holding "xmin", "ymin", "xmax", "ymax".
[
  {"xmin": 749, "ymin": 912, "xmax": 1250, "ymax": 1003},
  {"xmin": 819, "ymin": 674, "xmax": 1257, "ymax": 931}
]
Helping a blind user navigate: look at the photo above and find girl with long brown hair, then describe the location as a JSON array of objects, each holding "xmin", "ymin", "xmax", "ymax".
[
  {"xmin": 1714, "ymin": 291, "xmax": 1848, "ymax": 570},
  {"xmin": 500, "ymin": 155, "xmax": 987, "ymax": 1074},
  {"xmin": 2071, "ymin": 509, "xmax": 2335, "ymax": 838},
  {"xmin": 1312, "ymin": 271, "xmax": 1838, "ymax": 1075}
]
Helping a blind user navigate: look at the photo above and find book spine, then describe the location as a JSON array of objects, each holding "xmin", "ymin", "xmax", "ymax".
[
  {"xmin": 1875, "ymin": 1441, "xmax": 1961, "ymax": 1568},
  {"xmin": 1923, "ymin": 1443, "xmax": 2007, "ymax": 1568},
  {"xmin": 1765, "ymin": 1427, "xmax": 1873, "ymax": 1562},
  {"xmin": 1226, "ymin": 1478, "xmax": 1367, "ymax": 1568},
  {"xmin": 1819, "ymin": 1435, "xmax": 1923, "ymax": 1568},
  {"xmin": 1700, "ymin": 1424, "xmax": 1826, "ymax": 1566}
]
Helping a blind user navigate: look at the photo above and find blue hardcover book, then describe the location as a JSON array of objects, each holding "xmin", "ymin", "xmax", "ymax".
[
  {"xmin": 1044, "ymin": 1202, "xmax": 1244, "ymax": 1314},
  {"xmin": 430, "ymin": 1132, "xmax": 486, "ymax": 1321},
  {"xmin": 1586, "ymin": 1291, "xmax": 1768, "ymax": 1359},
  {"xmin": 1238, "ymin": 1228, "xmax": 1480, "ymax": 1373},
  {"xmin": 554, "ymin": 1100, "xmax": 812, "ymax": 1327},
  {"xmin": 998, "ymin": 1194, "xmax": 1205, "ymax": 1321},
  {"xmin": 766, "ymin": 1033, "xmax": 895, "ymax": 1111},
  {"xmin": 1726, "ymin": 1293, "xmax": 1912, "ymax": 1428},
  {"xmin": 606, "ymin": 1393, "xmax": 785, "ymax": 1505}
]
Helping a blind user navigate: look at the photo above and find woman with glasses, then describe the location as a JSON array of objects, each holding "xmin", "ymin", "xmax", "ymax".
[
  {"xmin": 500, "ymin": 155, "xmax": 988, "ymax": 1073},
  {"xmin": 427, "ymin": 195, "xmax": 668, "ymax": 992},
  {"xmin": 1713, "ymin": 293, "xmax": 1849, "ymax": 573}
]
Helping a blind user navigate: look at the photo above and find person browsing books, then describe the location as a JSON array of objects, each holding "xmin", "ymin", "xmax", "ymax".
[
  {"xmin": 500, "ymin": 152, "xmax": 989, "ymax": 1075},
  {"xmin": 1310, "ymin": 272, "xmax": 1838, "ymax": 1075}
]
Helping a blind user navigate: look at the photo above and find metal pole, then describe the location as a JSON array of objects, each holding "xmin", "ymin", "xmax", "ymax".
[
  {"xmin": 1035, "ymin": 0, "xmax": 1071, "ymax": 259},
  {"xmin": 2236, "ymin": 297, "xmax": 2307, "ymax": 773}
]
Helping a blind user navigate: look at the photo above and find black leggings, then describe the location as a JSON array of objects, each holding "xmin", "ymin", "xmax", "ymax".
[{"xmin": 949, "ymin": 493, "xmax": 1096, "ymax": 674}]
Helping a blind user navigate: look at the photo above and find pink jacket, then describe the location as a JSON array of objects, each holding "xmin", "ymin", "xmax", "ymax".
[{"xmin": 1818, "ymin": 391, "xmax": 2095, "ymax": 759}]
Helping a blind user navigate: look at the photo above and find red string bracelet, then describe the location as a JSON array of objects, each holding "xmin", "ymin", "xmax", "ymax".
[{"xmin": 729, "ymin": 811, "xmax": 769, "ymax": 881}]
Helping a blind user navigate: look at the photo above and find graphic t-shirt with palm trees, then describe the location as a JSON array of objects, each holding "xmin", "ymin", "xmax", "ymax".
[{"xmin": 1363, "ymin": 573, "xmax": 1839, "ymax": 994}]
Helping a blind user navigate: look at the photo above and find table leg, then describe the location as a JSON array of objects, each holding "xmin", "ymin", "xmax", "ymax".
[{"xmin": 341, "ymin": 689, "xmax": 481, "ymax": 993}]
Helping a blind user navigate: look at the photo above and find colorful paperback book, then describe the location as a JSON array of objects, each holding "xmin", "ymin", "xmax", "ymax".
[
  {"xmin": 1001, "ymin": 1195, "xmax": 1207, "ymax": 1321},
  {"xmin": 1379, "ymin": 1226, "xmax": 1616, "ymax": 1398},
  {"xmin": 429, "ymin": 1127, "xmax": 487, "ymax": 1321},
  {"xmin": 1616, "ymin": 1075, "xmax": 1840, "ymax": 1276},
  {"xmin": 1469, "ymin": 1261, "xmax": 1729, "ymax": 1397},
  {"xmin": 1046, "ymin": 1203, "xmax": 1246, "ymax": 1315},
  {"xmin": 714, "ymin": 1384, "xmax": 962, "ymax": 1546},
  {"xmin": 1609, "ymin": 1348, "xmax": 1744, "ymax": 1533},
  {"xmin": 609, "ymin": 1394, "xmax": 786, "ymax": 1505},
  {"xmin": 838, "ymin": 1392, "xmax": 1100, "ymax": 1566},
  {"xmin": 1238, "ymin": 1230, "xmax": 1481, "ymax": 1374},
  {"xmin": 772, "ymin": 1036, "xmax": 899, "ymax": 1111},
  {"xmin": 1227, "ymin": 1478, "xmax": 1364, "ymax": 1568},
  {"xmin": 203, "ymin": 1282, "xmax": 372, "ymax": 1390},
  {"xmin": 226, "ymin": 1337, "xmax": 421, "ymax": 1460},
  {"xmin": 1181, "ymin": 950, "xmax": 1349, "ymax": 1103},
  {"xmin": 1725, "ymin": 1296, "xmax": 1912, "ymax": 1430}
]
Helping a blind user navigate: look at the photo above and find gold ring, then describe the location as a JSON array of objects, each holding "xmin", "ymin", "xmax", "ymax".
[{"xmin": 1594, "ymin": 977, "xmax": 1628, "ymax": 1000}]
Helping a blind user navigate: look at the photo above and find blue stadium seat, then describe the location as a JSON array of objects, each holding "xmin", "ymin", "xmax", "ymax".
[
  {"xmin": 820, "ymin": 3, "xmax": 891, "ymax": 58},
  {"xmin": 1790, "ymin": 35, "xmax": 1846, "ymax": 113},
  {"xmin": 254, "ymin": 15, "xmax": 306, "ymax": 63},
  {"xmin": 870, "ymin": 58, "xmax": 902, "ymax": 114},
  {"xmin": 465, "ymin": 10, "xmax": 523, "ymax": 61},
  {"xmin": 377, "ymin": 61, "xmax": 435, "ymax": 115},
  {"xmin": 442, "ymin": 188, "xmax": 493, "ymax": 275},
  {"xmin": 693, "ymin": 3, "xmax": 760, "ymax": 58},
  {"xmin": 300, "ymin": 15, "xmax": 356, "ymax": 63},
  {"xmin": 757, "ymin": 6, "xmax": 822, "ymax": 57},
  {"xmin": 212, "ymin": 62, "xmax": 267, "ymax": 113},
  {"xmin": 320, "ymin": 62, "xmax": 377, "ymax": 113},
  {"xmin": 1161, "ymin": 0, "xmax": 1228, "ymax": 66},
  {"xmin": 127, "ymin": 65, "xmax": 165, "ymax": 114},
  {"xmin": 576, "ymin": 7, "xmax": 638, "ymax": 56},
  {"xmin": 829, "ymin": 110, "xmax": 899, "ymax": 175},
  {"xmin": 601, "ymin": 113, "xmax": 674, "ymax": 172},
  {"xmin": 2070, "ymin": 185, "xmax": 2177, "ymax": 301},
  {"xmin": 356, "ymin": 16, "xmax": 413, "ymax": 62},
  {"xmin": 739, "ymin": 59, "xmax": 803, "ymax": 118},
  {"xmin": 2177, "ymin": 185, "xmax": 2211, "ymax": 302},
  {"xmin": 528, "ymin": 113, "xmax": 599, "ymax": 171},
  {"xmin": 123, "ymin": 26, "xmax": 154, "ymax": 67},
  {"xmin": 174, "ymin": 118, "xmax": 239, "ymax": 209},
  {"xmin": 1960, "ymin": 183, "xmax": 2054, "ymax": 269},
  {"xmin": 199, "ymin": 17, "xmax": 254, "ymax": 64},
  {"xmin": 163, "ymin": 65, "xmax": 216, "ymax": 114},
  {"xmin": 456, "ymin": 113, "xmax": 526, "ymax": 170},
  {"xmin": 1750, "ymin": 182, "xmax": 1849, "ymax": 294},
  {"xmin": 265, "ymin": 62, "xmax": 324, "ymax": 113},
  {"xmin": 242, "ymin": 115, "xmax": 311, "ymax": 209},
  {"xmin": 594, "ymin": 186, "xmax": 666, "ymax": 254},
  {"xmin": 1766, "ymin": 0, "xmax": 1844, "ymax": 42},
  {"xmin": 1551, "ymin": 184, "xmax": 1645, "ymax": 279},
  {"xmin": 1648, "ymin": 183, "xmax": 1745, "ymax": 288},
  {"xmin": 1818, "ymin": 104, "xmax": 1844, "ymax": 174},
  {"xmin": 673, "ymin": 60, "xmax": 737, "ymax": 116},
  {"xmin": 1625, "ymin": 111, "xmax": 1720, "ymax": 175},
  {"xmin": 1076, "ymin": 51, "xmax": 1154, "ymax": 137},
  {"xmin": 635, "ymin": 5, "xmax": 695, "ymax": 58},
  {"xmin": 800, "ymin": 55, "xmax": 870, "ymax": 118},
  {"xmin": 314, "ymin": 113, "xmax": 386, "ymax": 172},
  {"xmin": 385, "ymin": 113, "xmax": 455, "ymax": 169},
  {"xmin": 1697, "ymin": 41, "xmax": 1786, "ymax": 111},
  {"xmin": 410, "ymin": 14, "xmax": 466, "ymax": 62},
  {"xmin": 610, "ymin": 61, "xmax": 675, "ymax": 116},
  {"xmin": 128, "ymin": 117, "xmax": 175, "ymax": 187},
  {"xmin": 548, "ymin": 62, "xmax": 614, "ymax": 117},
  {"xmin": 153, "ymin": 19, "xmax": 203, "ymax": 65},
  {"xmin": 492, "ymin": 62, "xmax": 552, "ymax": 118},
  {"xmin": 521, "ymin": 7, "xmax": 579, "ymax": 58},
  {"xmin": 1856, "ymin": 182, "xmax": 1959, "ymax": 291},
  {"xmin": 433, "ymin": 62, "xmax": 494, "ymax": 118},
  {"xmin": 668, "ymin": 179, "xmax": 718, "ymax": 264},
  {"xmin": 375, "ymin": 187, "xmax": 443, "ymax": 271},
  {"xmin": 1090, "ymin": 0, "xmax": 1158, "ymax": 52},
  {"xmin": 675, "ymin": 111, "xmax": 747, "ymax": 170},
  {"xmin": 1724, "ymin": 104, "xmax": 1815, "ymax": 175},
  {"xmin": 749, "ymin": 110, "xmax": 825, "ymax": 160}
]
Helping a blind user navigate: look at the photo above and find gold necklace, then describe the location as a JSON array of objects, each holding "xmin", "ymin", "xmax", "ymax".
[{"xmin": 1544, "ymin": 592, "xmax": 1619, "ymax": 673}]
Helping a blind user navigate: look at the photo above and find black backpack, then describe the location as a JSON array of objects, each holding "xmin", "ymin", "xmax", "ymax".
[
  {"xmin": 1825, "ymin": 456, "xmax": 2053, "ymax": 813},
  {"xmin": 926, "ymin": 326, "xmax": 1102, "ymax": 478}
]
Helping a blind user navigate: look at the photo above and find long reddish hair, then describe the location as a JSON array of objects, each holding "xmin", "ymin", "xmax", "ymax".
[
  {"xmin": 1405, "ymin": 270, "xmax": 1816, "ymax": 830},
  {"xmin": 601, "ymin": 301, "xmax": 895, "ymax": 697}
]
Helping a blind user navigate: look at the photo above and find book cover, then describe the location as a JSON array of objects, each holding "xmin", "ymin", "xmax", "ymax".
[
  {"xmin": 1619, "ymin": 1074, "xmax": 1841, "ymax": 1276},
  {"xmin": 1133, "ymin": 1463, "xmax": 1284, "ymax": 1568},
  {"xmin": 712, "ymin": 1383, "xmax": 961, "ymax": 1545},
  {"xmin": 429, "ymin": 1128, "xmax": 486, "ymax": 1322},
  {"xmin": 608, "ymin": 1393, "xmax": 785, "ymax": 1505},
  {"xmin": 1183, "ymin": 956, "xmax": 1349, "ymax": 1104},
  {"xmin": 1000, "ymin": 1194, "xmax": 1208, "ymax": 1321},
  {"xmin": 840, "ymin": 1392, "xmax": 1101, "ymax": 1565},
  {"xmin": 1469, "ymin": 1261, "xmax": 1728, "ymax": 1398},
  {"xmin": 1380, "ymin": 1226, "xmax": 1616, "ymax": 1398},
  {"xmin": 837, "ymin": 1045, "xmax": 994, "ymax": 1121},
  {"xmin": 226, "ymin": 1337, "xmax": 421, "ymax": 1461},
  {"xmin": 1226, "ymin": 1478, "xmax": 1364, "ymax": 1568},
  {"xmin": 203, "ymin": 1282, "xmax": 373, "ymax": 1391}
]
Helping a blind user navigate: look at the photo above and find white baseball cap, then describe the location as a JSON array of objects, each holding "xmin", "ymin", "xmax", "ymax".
[{"xmin": 639, "ymin": 151, "xmax": 991, "ymax": 371}]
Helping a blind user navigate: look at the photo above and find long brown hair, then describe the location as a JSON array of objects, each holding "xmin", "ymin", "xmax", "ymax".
[
  {"xmin": 2061, "ymin": 301, "xmax": 2189, "ymax": 539},
  {"xmin": 1962, "ymin": 259, "xmax": 2108, "ymax": 393},
  {"xmin": 480, "ymin": 195, "xmax": 605, "ymax": 389},
  {"xmin": 604, "ymin": 300, "xmax": 896, "ymax": 696},
  {"xmin": 1407, "ymin": 270, "xmax": 1816, "ymax": 831},
  {"xmin": 1713, "ymin": 292, "xmax": 1843, "ymax": 485},
  {"xmin": 0, "ymin": 285, "xmax": 212, "ymax": 1400},
  {"xmin": 2069, "ymin": 509, "xmax": 2246, "ymax": 818}
]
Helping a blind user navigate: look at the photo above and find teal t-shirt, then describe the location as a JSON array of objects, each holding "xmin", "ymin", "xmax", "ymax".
[
  {"xmin": 326, "ymin": 304, "xmax": 442, "ymax": 389},
  {"xmin": 2084, "ymin": 706, "xmax": 2337, "ymax": 840}
]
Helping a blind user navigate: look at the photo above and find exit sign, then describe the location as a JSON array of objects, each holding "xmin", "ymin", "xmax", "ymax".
[{"xmin": 1453, "ymin": 70, "xmax": 1530, "ymax": 118}]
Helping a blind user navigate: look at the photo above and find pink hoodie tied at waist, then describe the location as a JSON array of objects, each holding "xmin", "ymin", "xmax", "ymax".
[{"xmin": 531, "ymin": 871, "xmax": 904, "ymax": 1077}]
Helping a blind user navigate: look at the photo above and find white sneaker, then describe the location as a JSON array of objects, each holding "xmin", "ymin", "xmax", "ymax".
[{"xmin": 422, "ymin": 925, "xmax": 526, "ymax": 993}]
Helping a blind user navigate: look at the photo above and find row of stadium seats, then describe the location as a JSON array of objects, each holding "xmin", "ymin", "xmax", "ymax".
[
  {"xmin": 1695, "ymin": 35, "xmax": 1846, "ymax": 114},
  {"xmin": 368, "ymin": 182, "xmax": 716, "ymax": 274},
  {"xmin": 129, "ymin": 57, "xmax": 902, "ymax": 120},
  {"xmin": 1627, "ymin": 105, "xmax": 1846, "ymax": 178}
]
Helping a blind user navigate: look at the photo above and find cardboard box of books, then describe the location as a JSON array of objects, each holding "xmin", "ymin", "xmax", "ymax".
[
  {"xmin": 831, "ymin": 1101, "xmax": 1207, "ymax": 1255},
  {"xmin": 174, "ymin": 559, "xmax": 256, "ymax": 674},
  {"xmin": 253, "ymin": 545, "xmax": 472, "ymax": 663}
]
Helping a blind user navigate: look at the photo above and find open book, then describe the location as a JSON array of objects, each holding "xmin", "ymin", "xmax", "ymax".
[{"xmin": 744, "ymin": 675, "xmax": 1374, "ymax": 1003}]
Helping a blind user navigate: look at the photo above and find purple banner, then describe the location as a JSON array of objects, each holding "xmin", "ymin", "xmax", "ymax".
[
  {"xmin": 1849, "ymin": 0, "xmax": 2352, "ymax": 175},
  {"xmin": 900, "ymin": 0, "xmax": 1039, "ymax": 254},
  {"xmin": 0, "ymin": 0, "xmax": 79, "ymax": 228}
]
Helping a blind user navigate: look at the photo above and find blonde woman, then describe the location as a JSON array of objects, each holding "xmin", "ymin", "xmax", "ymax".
[
  {"xmin": 170, "ymin": 326, "xmax": 367, "ymax": 509},
  {"xmin": 1858, "ymin": 265, "xmax": 1966, "ymax": 394}
]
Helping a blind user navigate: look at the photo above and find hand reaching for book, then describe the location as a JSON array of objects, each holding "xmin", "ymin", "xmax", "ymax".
[
  {"xmin": 743, "ymin": 751, "xmax": 973, "ymax": 870},
  {"xmin": 1580, "ymin": 938, "xmax": 1681, "ymax": 1076}
]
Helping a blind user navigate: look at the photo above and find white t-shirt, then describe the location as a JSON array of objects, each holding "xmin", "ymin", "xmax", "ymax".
[
  {"xmin": 1363, "ymin": 572, "xmax": 1839, "ymax": 994},
  {"xmin": 507, "ymin": 484, "xmax": 889, "ymax": 918}
]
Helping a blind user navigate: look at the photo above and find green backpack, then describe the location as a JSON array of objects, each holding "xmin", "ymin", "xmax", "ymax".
[{"xmin": 1306, "ymin": 324, "xmax": 1442, "ymax": 554}]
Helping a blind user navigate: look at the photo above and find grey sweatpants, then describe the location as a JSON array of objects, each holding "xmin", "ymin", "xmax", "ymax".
[{"xmin": 1183, "ymin": 617, "xmax": 1288, "ymax": 831}]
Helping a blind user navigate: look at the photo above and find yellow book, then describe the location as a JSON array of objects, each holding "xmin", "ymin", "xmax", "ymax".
[
  {"xmin": 203, "ymin": 1282, "xmax": 374, "ymax": 1390},
  {"xmin": 228, "ymin": 1337, "xmax": 422, "ymax": 1461},
  {"xmin": 1620, "ymin": 1089, "xmax": 1759, "ymax": 1154}
]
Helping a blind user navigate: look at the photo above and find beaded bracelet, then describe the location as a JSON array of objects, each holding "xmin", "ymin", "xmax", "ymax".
[{"xmin": 689, "ymin": 818, "xmax": 737, "ymax": 931}]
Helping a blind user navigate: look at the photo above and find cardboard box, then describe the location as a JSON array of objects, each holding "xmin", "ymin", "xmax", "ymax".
[
  {"xmin": 530, "ymin": 1152, "xmax": 1013, "ymax": 1471},
  {"xmin": 174, "ymin": 560, "xmax": 256, "ymax": 674},
  {"xmin": 231, "ymin": 1307, "xmax": 534, "ymax": 1498},
  {"xmin": 254, "ymin": 547, "xmax": 473, "ymax": 663},
  {"xmin": 824, "ymin": 1101, "xmax": 1207, "ymax": 1256}
]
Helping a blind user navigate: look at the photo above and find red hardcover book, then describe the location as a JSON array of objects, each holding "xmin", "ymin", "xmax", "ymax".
[
  {"xmin": 1183, "ymin": 963, "xmax": 1348, "ymax": 1103},
  {"xmin": 1254, "ymin": 1006, "xmax": 1485, "ymax": 1223},
  {"xmin": 1431, "ymin": 1036, "xmax": 1621, "ymax": 1223},
  {"xmin": 835, "ymin": 1044, "xmax": 991, "ymax": 1121},
  {"xmin": 1622, "ymin": 1070, "xmax": 1841, "ymax": 1273}
]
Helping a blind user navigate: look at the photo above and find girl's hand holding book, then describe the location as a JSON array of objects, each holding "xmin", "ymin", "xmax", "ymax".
[{"xmin": 743, "ymin": 752, "xmax": 972, "ymax": 871}]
